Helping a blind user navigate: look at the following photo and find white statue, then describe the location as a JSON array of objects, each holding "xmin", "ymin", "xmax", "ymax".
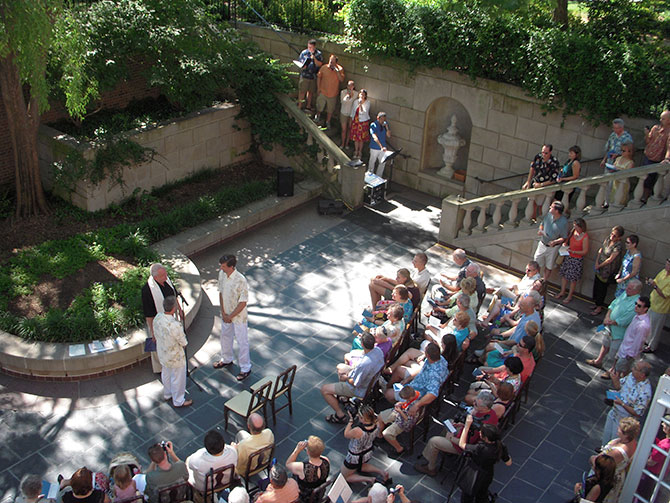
[{"xmin": 437, "ymin": 114, "xmax": 466, "ymax": 179}]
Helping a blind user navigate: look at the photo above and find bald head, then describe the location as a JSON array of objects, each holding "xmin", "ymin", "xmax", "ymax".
[
  {"xmin": 520, "ymin": 296, "xmax": 536, "ymax": 314},
  {"xmin": 453, "ymin": 249, "xmax": 467, "ymax": 265},
  {"xmin": 248, "ymin": 413, "xmax": 265, "ymax": 434},
  {"xmin": 660, "ymin": 110, "xmax": 670, "ymax": 127}
]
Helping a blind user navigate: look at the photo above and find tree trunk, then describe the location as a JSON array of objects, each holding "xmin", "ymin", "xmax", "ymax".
[
  {"xmin": 553, "ymin": 0, "xmax": 568, "ymax": 28},
  {"xmin": 0, "ymin": 52, "xmax": 48, "ymax": 218}
]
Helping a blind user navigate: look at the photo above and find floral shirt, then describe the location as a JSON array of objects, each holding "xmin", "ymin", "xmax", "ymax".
[
  {"xmin": 531, "ymin": 153, "xmax": 560, "ymax": 185},
  {"xmin": 153, "ymin": 312, "xmax": 187, "ymax": 368},
  {"xmin": 615, "ymin": 373, "xmax": 652, "ymax": 418},
  {"xmin": 218, "ymin": 269, "xmax": 249, "ymax": 324},
  {"xmin": 645, "ymin": 125, "xmax": 669, "ymax": 162},
  {"xmin": 411, "ymin": 356, "xmax": 449, "ymax": 398},
  {"xmin": 605, "ymin": 131, "xmax": 634, "ymax": 162}
]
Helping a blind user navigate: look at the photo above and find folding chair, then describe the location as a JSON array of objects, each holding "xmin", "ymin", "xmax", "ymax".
[
  {"xmin": 249, "ymin": 365, "xmax": 297, "ymax": 425},
  {"xmin": 241, "ymin": 443, "xmax": 275, "ymax": 492},
  {"xmin": 203, "ymin": 464, "xmax": 235, "ymax": 503},
  {"xmin": 157, "ymin": 481, "xmax": 193, "ymax": 503},
  {"xmin": 224, "ymin": 379, "xmax": 272, "ymax": 430}
]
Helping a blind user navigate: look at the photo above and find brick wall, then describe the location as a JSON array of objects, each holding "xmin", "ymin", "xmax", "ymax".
[{"xmin": 0, "ymin": 61, "xmax": 160, "ymax": 187}]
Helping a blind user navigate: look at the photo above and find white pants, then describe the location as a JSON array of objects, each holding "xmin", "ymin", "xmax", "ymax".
[
  {"xmin": 647, "ymin": 309, "xmax": 668, "ymax": 351},
  {"xmin": 221, "ymin": 322, "xmax": 251, "ymax": 372},
  {"xmin": 162, "ymin": 366, "xmax": 186, "ymax": 406},
  {"xmin": 368, "ymin": 148, "xmax": 386, "ymax": 177}
]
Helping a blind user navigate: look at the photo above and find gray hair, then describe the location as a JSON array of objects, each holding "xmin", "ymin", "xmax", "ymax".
[
  {"xmin": 228, "ymin": 487, "xmax": 250, "ymax": 503},
  {"xmin": 20, "ymin": 475, "xmax": 42, "ymax": 499},
  {"xmin": 457, "ymin": 293, "xmax": 471, "ymax": 309},
  {"xmin": 477, "ymin": 390, "xmax": 495, "ymax": 409},
  {"xmin": 635, "ymin": 360, "xmax": 652, "ymax": 377},
  {"xmin": 613, "ymin": 118, "xmax": 624, "ymax": 127},
  {"xmin": 629, "ymin": 279, "xmax": 643, "ymax": 292},
  {"xmin": 150, "ymin": 263, "xmax": 165, "ymax": 277},
  {"xmin": 163, "ymin": 295, "xmax": 177, "ymax": 312},
  {"xmin": 269, "ymin": 464, "xmax": 288, "ymax": 488},
  {"xmin": 453, "ymin": 249, "xmax": 467, "ymax": 260},
  {"xmin": 466, "ymin": 263, "xmax": 481, "ymax": 276},
  {"xmin": 369, "ymin": 483, "xmax": 388, "ymax": 503}
]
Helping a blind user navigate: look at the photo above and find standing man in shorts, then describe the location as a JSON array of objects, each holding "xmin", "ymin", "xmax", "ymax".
[
  {"xmin": 297, "ymin": 39, "xmax": 323, "ymax": 111},
  {"xmin": 533, "ymin": 200, "xmax": 568, "ymax": 280},
  {"xmin": 315, "ymin": 54, "xmax": 344, "ymax": 129},
  {"xmin": 214, "ymin": 254, "xmax": 252, "ymax": 381},
  {"xmin": 339, "ymin": 80, "xmax": 356, "ymax": 149}
]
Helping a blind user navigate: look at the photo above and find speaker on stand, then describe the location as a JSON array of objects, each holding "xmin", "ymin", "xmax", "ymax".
[{"xmin": 277, "ymin": 166, "xmax": 294, "ymax": 197}]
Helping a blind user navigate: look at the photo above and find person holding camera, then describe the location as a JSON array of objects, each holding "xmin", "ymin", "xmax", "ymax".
[
  {"xmin": 145, "ymin": 441, "xmax": 187, "ymax": 503},
  {"xmin": 415, "ymin": 391, "xmax": 498, "ymax": 477},
  {"xmin": 456, "ymin": 420, "xmax": 511, "ymax": 503},
  {"xmin": 341, "ymin": 405, "xmax": 389, "ymax": 485}
]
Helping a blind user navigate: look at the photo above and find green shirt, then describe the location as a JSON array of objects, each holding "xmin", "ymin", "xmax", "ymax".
[{"xmin": 609, "ymin": 293, "xmax": 639, "ymax": 340}]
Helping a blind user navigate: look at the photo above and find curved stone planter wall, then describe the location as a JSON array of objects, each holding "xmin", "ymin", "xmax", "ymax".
[{"xmin": 0, "ymin": 180, "xmax": 322, "ymax": 380}]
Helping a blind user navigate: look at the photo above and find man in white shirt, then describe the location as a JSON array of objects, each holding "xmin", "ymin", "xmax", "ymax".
[
  {"xmin": 153, "ymin": 296, "xmax": 191, "ymax": 407},
  {"xmin": 214, "ymin": 254, "xmax": 251, "ymax": 381},
  {"xmin": 186, "ymin": 429, "xmax": 238, "ymax": 493}
]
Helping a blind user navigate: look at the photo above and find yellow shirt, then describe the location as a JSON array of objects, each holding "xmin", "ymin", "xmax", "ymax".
[{"xmin": 651, "ymin": 270, "xmax": 670, "ymax": 314}]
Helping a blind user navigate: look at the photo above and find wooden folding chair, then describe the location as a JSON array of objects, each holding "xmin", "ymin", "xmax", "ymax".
[
  {"xmin": 241, "ymin": 443, "xmax": 275, "ymax": 492},
  {"xmin": 157, "ymin": 481, "xmax": 193, "ymax": 503},
  {"xmin": 224, "ymin": 379, "xmax": 272, "ymax": 430},
  {"xmin": 249, "ymin": 365, "xmax": 297, "ymax": 425},
  {"xmin": 203, "ymin": 464, "xmax": 235, "ymax": 503}
]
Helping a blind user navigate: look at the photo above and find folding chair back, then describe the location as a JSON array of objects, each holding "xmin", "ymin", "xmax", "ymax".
[
  {"xmin": 204, "ymin": 464, "xmax": 235, "ymax": 503},
  {"xmin": 157, "ymin": 481, "xmax": 193, "ymax": 503},
  {"xmin": 242, "ymin": 443, "xmax": 275, "ymax": 491},
  {"xmin": 269, "ymin": 365, "xmax": 296, "ymax": 424}
]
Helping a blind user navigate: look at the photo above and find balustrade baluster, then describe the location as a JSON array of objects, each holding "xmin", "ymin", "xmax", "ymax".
[
  {"xmin": 460, "ymin": 207, "xmax": 473, "ymax": 236},
  {"xmin": 491, "ymin": 202, "xmax": 503, "ymax": 229},
  {"xmin": 473, "ymin": 204, "xmax": 487, "ymax": 233},
  {"xmin": 522, "ymin": 195, "xmax": 535, "ymax": 224},
  {"xmin": 628, "ymin": 175, "xmax": 646, "ymax": 209},
  {"xmin": 541, "ymin": 193, "xmax": 554, "ymax": 216},
  {"xmin": 594, "ymin": 183, "xmax": 607, "ymax": 212},
  {"xmin": 576, "ymin": 185, "xmax": 588, "ymax": 214},
  {"xmin": 560, "ymin": 188, "xmax": 572, "ymax": 212},
  {"xmin": 662, "ymin": 170, "xmax": 670, "ymax": 201},
  {"xmin": 505, "ymin": 199, "xmax": 519, "ymax": 227},
  {"xmin": 609, "ymin": 179, "xmax": 626, "ymax": 211},
  {"xmin": 649, "ymin": 173, "xmax": 665, "ymax": 206}
]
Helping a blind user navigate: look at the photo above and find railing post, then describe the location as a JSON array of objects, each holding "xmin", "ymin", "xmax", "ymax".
[
  {"xmin": 541, "ymin": 192, "xmax": 554, "ymax": 216},
  {"xmin": 522, "ymin": 195, "xmax": 535, "ymax": 225},
  {"xmin": 439, "ymin": 196, "xmax": 465, "ymax": 242},
  {"xmin": 505, "ymin": 199, "xmax": 519, "ymax": 228},
  {"xmin": 491, "ymin": 201, "xmax": 503, "ymax": 229},
  {"xmin": 560, "ymin": 188, "xmax": 572, "ymax": 213},
  {"xmin": 340, "ymin": 163, "xmax": 365, "ymax": 209},
  {"xmin": 628, "ymin": 175, "xmax": 647, "ymax": 209},
  {"xmin": 461, "ymin": 207, "xmax": 474, "ymax": 236},
  {"xmin": 594, "ymin": 183, "xmax": 608, "ymax": 213},
  {"xmin": 648, "ymin": 173, "xmax": 665, "ymax": 207},
  {"xmin": 609, "ymin": 179, "xmax": 626, "ymax": 211},
  {"xmin": 473, "ymin": 204, "xmax": 487, "ymax": 233},
  {"xmin": 576, "ymin": 185, "xmax": 588, "ymax": 215}
]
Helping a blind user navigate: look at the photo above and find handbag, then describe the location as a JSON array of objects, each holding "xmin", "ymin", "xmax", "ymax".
[
  {"xmin": 144, "ymin": 337, "xmax": 157, "ymax": 352},
  {"xmin": 457, "ymin": 457, "xmax": 482, "ymax": 495}
]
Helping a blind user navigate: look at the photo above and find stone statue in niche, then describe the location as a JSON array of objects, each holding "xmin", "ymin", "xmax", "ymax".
[{"xmin": 437, "ymin": 114, "xmax": 466, "ymax": 179}]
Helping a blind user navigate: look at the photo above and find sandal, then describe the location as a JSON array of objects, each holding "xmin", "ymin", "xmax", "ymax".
[
  {"xmin": 236, "ymin": 371, "xmax": 251, "ymax": 381},
  {"xmin": 325, "ymin": 413, "xmax": 348, "ymax": 424},
  {"xmin": 213, "ymin": 360, "xmax": 233, "ymax": 369},
  {"xmin": 585, "ymin": 359, "xmax": 602, "ymax": 369}
]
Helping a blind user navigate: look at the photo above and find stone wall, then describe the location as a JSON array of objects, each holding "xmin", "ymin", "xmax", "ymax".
[
  {"xmin": 39, "ymin": 103, "xmax": 253, "ymax": 212},
  {"xmin": 240, "ymin": 23, "xmax": 652, "ymax": 199}
]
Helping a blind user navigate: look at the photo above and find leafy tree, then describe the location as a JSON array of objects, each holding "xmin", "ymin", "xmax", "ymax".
[{"xmin": 0, "ymin": 0, "xmax": 58, "ymax": 217}]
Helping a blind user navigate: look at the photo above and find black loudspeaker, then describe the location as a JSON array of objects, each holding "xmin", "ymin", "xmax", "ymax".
[{"xmin": 277, "ymin": 166, "xmax": 294, "ymax": 197}]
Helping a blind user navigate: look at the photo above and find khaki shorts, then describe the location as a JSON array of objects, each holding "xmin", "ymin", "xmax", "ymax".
[
  {"xmin": 316, "ymin": 94, "xmax": 337, "ymax": 114},
  {"xmin": 534, "ymin": 241, "xmax": 560, "ymax": 270},
  {"xmin": 340, "ymin": 113, "xmax": 351, "ymax": 129},
  {"xmin": 332, "ymin": 381, "xmax": 357, "ymax": 397},
  {"xmin": 299, "ymin": 76, "xmax": 316, "ymax": 95},
  {"xmin": 379, "ymin": 408, "xmax": 402, "ymax": 440}
]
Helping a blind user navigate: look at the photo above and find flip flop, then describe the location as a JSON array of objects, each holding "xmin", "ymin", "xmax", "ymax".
[
  {"xmin": 586, "ymin": 359, "xmax": 602, "ymax": 369},
  {"xmin": 236, "ymin": 371, "xmax": 251, "ymax": 381},
  {"xmin": 213, "ymin": 360, "xmax": 232, "ymax": 369},
  {"xmin": 325, "ymin": 413, "xmax": 348, "ymax": 424}
]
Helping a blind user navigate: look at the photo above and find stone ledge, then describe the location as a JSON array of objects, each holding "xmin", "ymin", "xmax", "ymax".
[{"xmin": 0, "ymin": 180, "xmax": 323, "ymax": 380}]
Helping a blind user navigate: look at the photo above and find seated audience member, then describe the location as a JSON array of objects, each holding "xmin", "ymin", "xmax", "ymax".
[
  {"xmin": 352, "ymin": 304, "xmax": 405, "ymax": 352},
  {"xmin": 377, "ymin": 385, "xmax": 421, "ymax": 455},
  {"xmin": 594, "ymin": 417, "xmax": 640, "ymax": 503},
  {"xmin": 145, "ymin": 442, "xmax": 187, "ymax": 503},
  {"xmin": 415, "ymin": 390, "xmax": 498, "ymax": 476},
  {"xmin": 186, "ymin": 429, "xmax": 237, "ymax": 494},
  {"xmin": 478, "ymin": 335, "xmax": 536, "ymax": 386},
  {"xmin": 323, "ymin": 333, "xmax": 384, "ymax": 424},
  {"xmin": 601, "ymin": 360, "xmax": 652, "ymax": 445},
  {"xmin": 430, "ymin": 277, "xmax": 477, "ymax": 314},
  {"xmin": 235, "ymin": 413, "xmax": 274, "ymax": 477},
  {"xmin": 464, "ymin": 356, "xmax": 524, "ymax": 405},
  {"xmin": 487, "ymin": 261, "xmax": 540, "ymax": 303},
  {"xmin": 60, "ymin": 468, "xmax": 111, "ymax": 503},
  {"xmin": 341, "ymin": 405, "xmax": 389, "ymax": 485},
  {"xmin": 386, "ymin": 485, "xmax": 413, "ymax": 503},
  {"xmin": 254, "ymin": 464, "xmax": 299, "ymax": 503},
  {"xmin": 368, "ymin": 261, "xmax": 423, "ymax": 307},
  {"xmin": 433, "ymin": 263, "xmax": 485, "ymax": 309},
  {"xmin": 286, "ymin": 436, "xmax": 330, "ymax": 502},
  {"xmin": 227, "ymin": 487, "xmax": 249, "ymax": 503},
  {"xmin": 529, "ymin": 322, "xmax": 544, "ymax": 361},
  {"xmin": 360, "ymin": 285, "xmax": 412, "ymax": 330},
  {"xmin": 350, "ymin": 482, "xmax": 387, "ymax": 503},
  {"xmin": 573, "ymin": 453, "xmax": 616, "ymax": 503},
  {"xmin": 437, "ymin": 248, "xmax": 471, "ymax": 292},
  {"xmin": 411, "ymin": 252, "xmax": 430, "ymax": 296},
  {"xmin": 16, "ymin": 475, "xmax": 42, "ymax": 503},
  {"xmin": 491, "ymin": 382, "xmax": 516, "ymax": 421},
  {"xmin": 426, "ymin": 294, "xmax": 476, "ymax": 346},
  {"xmin": 586, "ymin": 280, "xmax": 642, "ymax": 371},
  {"xmin": 111, "ymin": 465, "xmax": 138, "ymax": 502},
  {"xmin": 608, "ymin": 296, "xmax": 650, "ymax": 379},
  {"xmin": 385, "ymin": 334, "xmax": 457, "ymax": 386},
  {"xmin": 486, "ymin": 321, "xmax": 540, "ymax": 369},
  {"xmin": 480, "ymin": 279, "xmax": 544, "ymax": 328}
]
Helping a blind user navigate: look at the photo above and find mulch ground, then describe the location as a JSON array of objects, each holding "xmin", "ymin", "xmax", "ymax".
[{"xmin": 1, "ymin": 160, "xmax": 275, "ymax": 318}]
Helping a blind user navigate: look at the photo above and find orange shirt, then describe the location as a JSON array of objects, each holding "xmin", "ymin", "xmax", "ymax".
[
  {"xmin": 519, "ymin": 352, "xmax": 536, "ymax": 383},
  {"xmin": 318, "ymin": 64, "xmax": 344, "ymax": 98}
]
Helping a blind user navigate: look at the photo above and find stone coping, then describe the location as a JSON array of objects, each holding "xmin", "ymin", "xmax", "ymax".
[{"xmin": 0, "ymin": 180, "xmax": 323, "ymax": 380}]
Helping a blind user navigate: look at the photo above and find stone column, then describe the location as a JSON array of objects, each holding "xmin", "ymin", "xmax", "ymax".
[{"xmin": 340, "ymin": 163, "xmax": 366, "ymax": 209}]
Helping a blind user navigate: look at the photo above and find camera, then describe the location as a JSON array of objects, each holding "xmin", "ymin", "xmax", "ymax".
[
  {"xmin": 160, "ymin": 440, "xmax": 168, "ymax": 452},
  {"xmin": 389, "ymin": 487, "xmax": 397, "ymax": 494},
  {"xmin": 342, "ymin": 397, "xmax": 362, "ymax": 418},
  {"xmin": 452, "ymin": 404, "xmax": 488, "ymax": 432}
]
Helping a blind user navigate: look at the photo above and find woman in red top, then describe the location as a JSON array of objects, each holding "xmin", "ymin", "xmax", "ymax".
[{"xmin": 556, "ymin": 218, "xmax": 589, "ymax": 304}]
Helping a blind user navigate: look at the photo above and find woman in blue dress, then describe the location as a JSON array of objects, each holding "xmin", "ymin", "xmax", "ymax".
[{"xmin": 614, "ymin": 235, "xmax": 642, "ymax": 298}]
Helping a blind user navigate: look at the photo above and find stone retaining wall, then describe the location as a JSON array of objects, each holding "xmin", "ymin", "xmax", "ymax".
[
  {"xmin": 38, "ymin": 103, "xmax": 253, "ymax": 212},
  {"xmin": 240, "ymin": 23, "xmax": 652, "ymax": 199}
]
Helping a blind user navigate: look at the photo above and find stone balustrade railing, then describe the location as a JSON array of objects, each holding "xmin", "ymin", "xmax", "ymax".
[
  {"xmin": 440, "ymin": 162, "xmax": 670, "ymax": 242},
  {"xmin": 276, "ymin": 94, "xmax": 366, "ymax": 209}
]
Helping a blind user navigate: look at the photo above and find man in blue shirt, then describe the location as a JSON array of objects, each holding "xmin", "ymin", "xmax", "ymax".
[
  {"xmin": 533, "ymin": 200, "xmax": 568, "ymax": 280},
  {"xmin": 297, "ymin": 39, "xmax": 323, "ymax": 111},
  {"xmin": 368, "ymin": 112, "xmax": 392, "ymax": 177}
]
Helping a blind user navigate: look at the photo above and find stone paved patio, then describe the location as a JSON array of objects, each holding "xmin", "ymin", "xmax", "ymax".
[{"xmin": 1, "ymin": 194, "xmax": 668, "ymax": 503}]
